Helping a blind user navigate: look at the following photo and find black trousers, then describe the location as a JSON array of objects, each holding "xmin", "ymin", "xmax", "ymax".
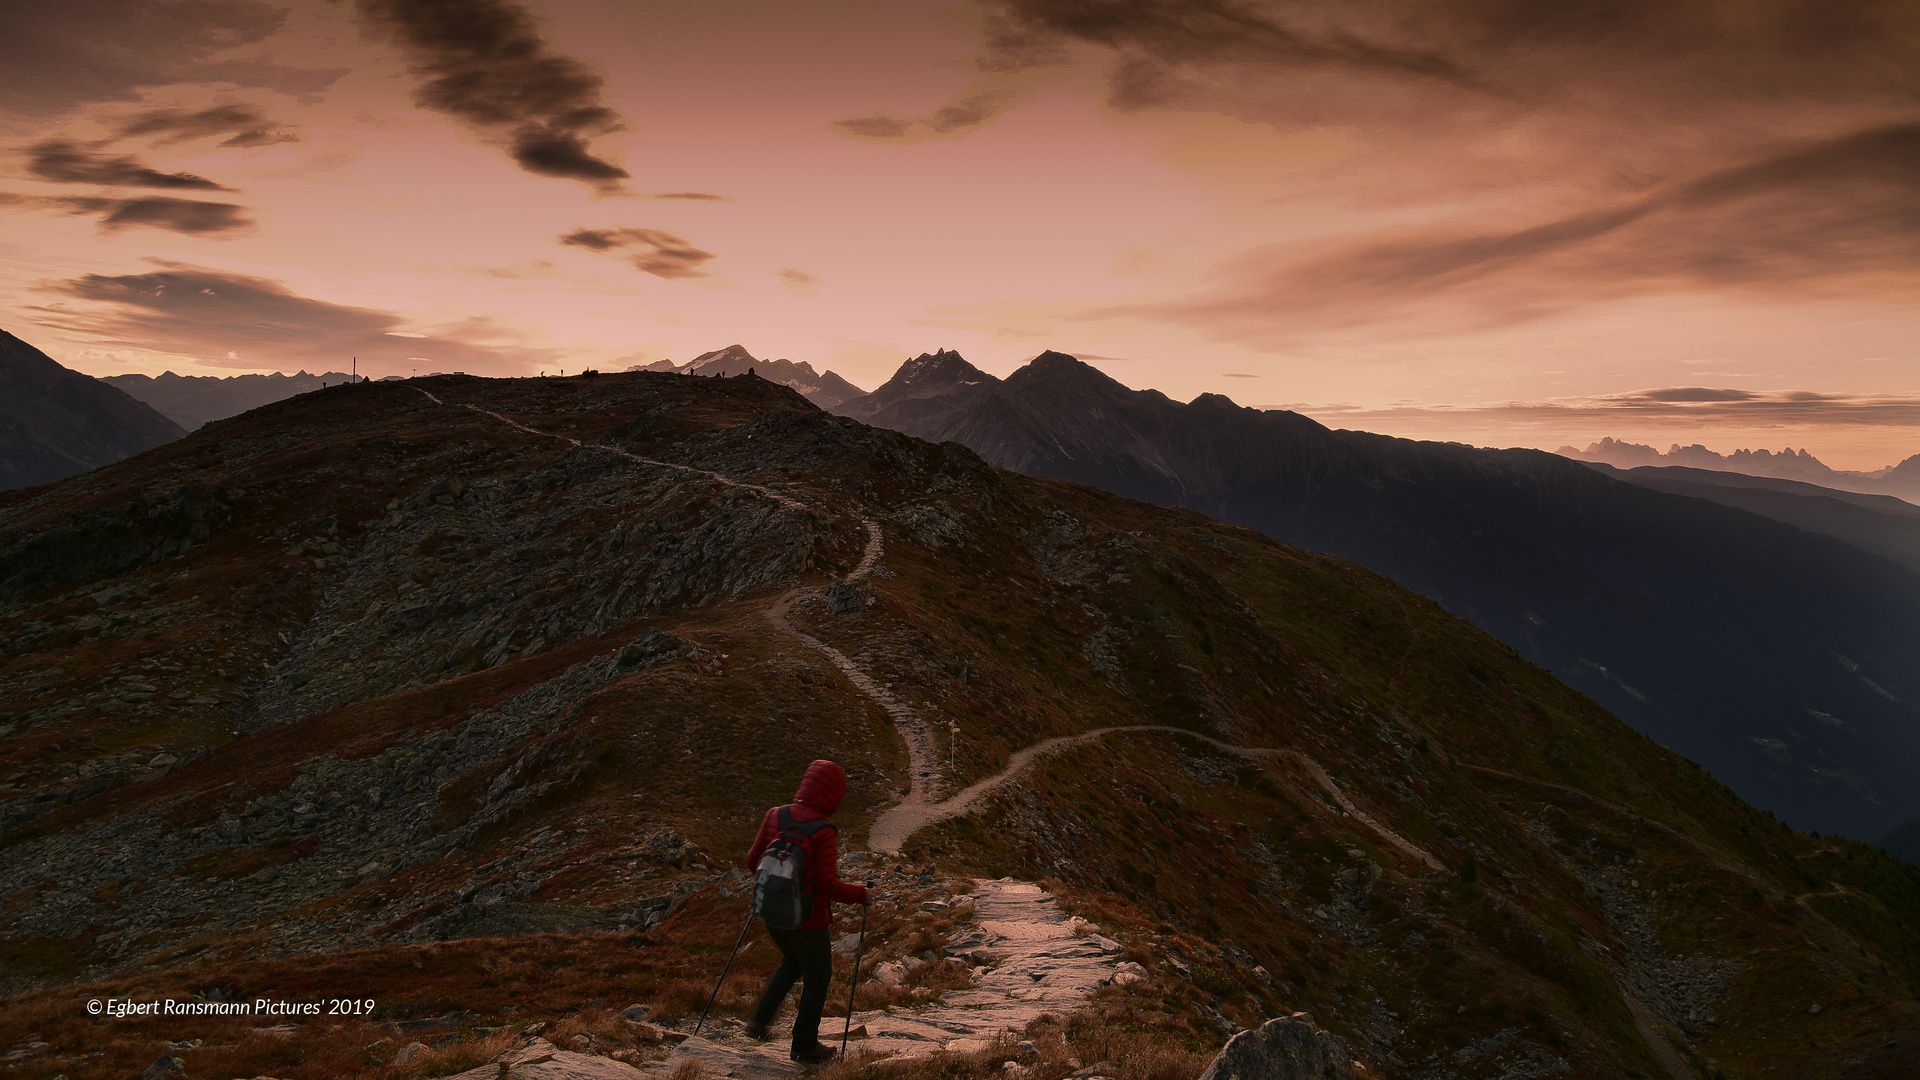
[{"xmin": 751, "ymin": 925, "xmax": 832, "ymax": 1051}]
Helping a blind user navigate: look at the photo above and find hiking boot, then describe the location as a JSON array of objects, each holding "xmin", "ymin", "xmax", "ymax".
[
  {"xmin": 790, "ymin": 1044, "xmax": 837, "ymax": 1065},
  {"xmin": 742, "ymin": 1020, "xmax": 769, "ymax": 1042}
]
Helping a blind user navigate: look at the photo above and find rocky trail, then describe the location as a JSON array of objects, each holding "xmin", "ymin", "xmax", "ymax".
[{"xmin": 667, "ymin": 879, "xmax": 1140, "ymax": 1079}]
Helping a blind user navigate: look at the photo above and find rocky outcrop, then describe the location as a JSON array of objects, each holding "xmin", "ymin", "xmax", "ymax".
[
  {"xmin": 0, "ymin": 483, "xmax": 242, "ymax": 602},
  {"xmin": 238, "ymin": 449, "xmax": 814, "ymax": 725},
  {"xmin": 1198, "ymin": 1016, "xmax": 1355, "ymax": 1080}
]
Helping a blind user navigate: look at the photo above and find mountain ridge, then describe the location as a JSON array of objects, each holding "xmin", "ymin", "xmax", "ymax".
[
  {"xmin": 101, "ymin": 369, "xmax": 356, "ymax": 431},
  {"xmin": 831, "ymin": 351, "xmax": 1920, "ymax": 842},
  {"xmin": 1586, "ymin": 461, "xmax": 1920, "ymax": 572},
  {"xmin": 1562, "ymin": 436, "xmax": 1920, "ymax": 502},
  {"xmin": 0, "ymin": 329, "xmax": 186, "ymax": 492}
]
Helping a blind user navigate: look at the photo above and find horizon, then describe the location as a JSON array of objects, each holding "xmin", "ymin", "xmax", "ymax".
[
  {"xmin": 3, "ymin": 0, "xmax": 1916, "ymax": 470},
  {"xmin": 94, "ymin": 346, "xmax": 1918, "ymax": 474}
]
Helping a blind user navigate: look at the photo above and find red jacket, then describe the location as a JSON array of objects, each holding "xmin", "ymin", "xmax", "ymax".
[{"xmin": 745, "ymin": 760, "xmax": 868, "ymax": 929}]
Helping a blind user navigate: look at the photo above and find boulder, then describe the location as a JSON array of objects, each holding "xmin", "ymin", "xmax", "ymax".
[
  {"xmin": 617, "ymin": 629, "xmax": 698, "ymax": 669},
  {"xmin": 1196, "ymin": 1016, "xmax": 1354, "ymax": 1080},
  {"xmin": 825, "ymin": 582, "xmax": 866, "ymax": 614},
  {"xmin": 497, "ymin": 1037, "xmax": 560, "ymax": 1067},
  {"xmin": 138, "ymin": 1055, "xmax": 184, "ymax": 1079}
]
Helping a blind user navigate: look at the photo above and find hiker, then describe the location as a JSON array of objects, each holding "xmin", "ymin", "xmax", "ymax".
[{"xmin": 743, "ymin": 759, "xmax": 870, "ymax": 1064}]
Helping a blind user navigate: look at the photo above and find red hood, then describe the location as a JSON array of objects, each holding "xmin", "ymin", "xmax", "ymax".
[{"xmin": 794, "ymin": 759, "xmax": 847, "ymax": 816}]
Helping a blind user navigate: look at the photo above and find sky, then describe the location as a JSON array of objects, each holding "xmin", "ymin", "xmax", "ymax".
[{"xmin": 1, "ymin": 0, "xmax": 1916, "ymax": 470}]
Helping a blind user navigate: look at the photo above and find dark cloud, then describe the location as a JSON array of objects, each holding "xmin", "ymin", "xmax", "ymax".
[
  {"xmin": 511, "ymin": 128, "xmax": 627, "ymax": 184},
  {"xmin": 1159, "ymin": 122, "xmax": 1920, "ymax": 335},
  {"xmin": 1331, "ymin": 391, "xmax": 1920, "ymax": 441},
  {"xmin": 0, "ymin": 192, "xmax": 251, "ymax": 234},
  {"xmin": 974, "ymin": 0, "xmax": 1920, "ymax": 112},
  {"xmin": 559, "ymin": 227, "xmax": 714, "ymax": 279},
  {"xmin": 833, "ymin": 89, "xmax": 1017, "ymax": 142},
  {"xmin": 833, "ymin": 115, "xmax": 915, "ymax": 140},
  {"xmin": 31, "ymin": 262, "xmax": 549, "ymax": 373},
  {"xmin": 1635, "ymin": 388, "xmax": 1760, "ymax": 403},
  {"xmin": 647, "ymin": 191, "xmax": 728, "ymax": 201},
  {"xmin": 86, "ymin": 196, "xmax": 252, "ymax": 234},
  {"xmin": 114, "ymin": 103, "xmax": 298, "ymax": 148},
  {"xmin": 778, "ymin": 267, "xmax": 820, "ymax": 296},
  {"xmin": 26, "ymin": 140, "xmax": 233, "ymax": 191},
  {"xmin": 982, "ymin": 0, "xmax": 1488, "ymax": 92},
  {"xmin": 0, "ymin": 1, "xmax": 347, "ymax": 117},
  {"xmin": 556, "ymin": 228, "xmax": 622, "ymax": 253},
  {"xmin": 354, "ymin": 0, "xmax": 630, "ymax": 190}
]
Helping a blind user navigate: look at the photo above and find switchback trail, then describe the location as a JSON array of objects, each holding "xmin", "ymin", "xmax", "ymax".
[
  {"xmin": 416, "ymin": 386, "xmax": 1439, "ymax": 870},
  {"xmin": 869, "ymin": 724, "xmax": 1445, "ymax": 871},
  {"xmin": 409, "ymin": 388, "xmax": 944, "ymax": 821}
]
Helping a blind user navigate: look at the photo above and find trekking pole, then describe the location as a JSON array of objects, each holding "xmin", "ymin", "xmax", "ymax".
[
  {"xmin": 694, "ymin": 908, "xmax": 756, "ymax": 1038},
  {"xmin": 841, "ymin": 903, "xmax": 869, "ymax": 1055}
]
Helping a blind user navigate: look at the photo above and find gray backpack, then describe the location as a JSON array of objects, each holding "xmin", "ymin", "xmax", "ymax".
[{"xmin": 752, "ymin": 806, "xmax": 831, "ymax": 929}]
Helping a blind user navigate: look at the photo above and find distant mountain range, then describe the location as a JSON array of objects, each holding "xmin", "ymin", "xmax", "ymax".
[
  {"xmin": 834, "ymin": 350, "xmax": 1920, "ymax": 843},
  {"xmin": 0, "ymin": 330, "xmax": 185, "ymax": 492},
  {"xmin": 1563, "ymin": 437, "xmax": 1920, "ymax": 501},
  {"xmin": 628, "ymin": 344, "xmax": 865, "ymax": 408},
  {"xmin": 93, "ymin": 345, "xmax": 866, "ymax": 434},
  {"xmin": 102, "ymin": 369, "xmax": 356, "ymax": 431},
  {"xmin": 1586, "ymin": 462, "xmax": 1920, "ymax": 573}
]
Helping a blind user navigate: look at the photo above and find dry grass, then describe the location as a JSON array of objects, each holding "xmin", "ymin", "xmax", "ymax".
[
  {"xmin": 380, "ymin": 1027, "xmax": 522, "ymax": 1079},
  {"xmin": 544, "ymin": 1006, "xmax": 658, "ymax": 1050}
]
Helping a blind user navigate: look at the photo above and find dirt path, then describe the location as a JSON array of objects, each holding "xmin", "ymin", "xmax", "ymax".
[
  {"xmin": 412, "ymin": 387, "xmax": 943, "ymax": 813},
  {"xmin": 761, "ymin": 584, "xmax": 944, "ymax": 806},
  {"xmin": 869, "ymin": 724, "xmax": 1444, "ymax": 871},
  {"xmin": 1620, "ymin": 992, "xmax": 1698, "ymax": 1080},
  {"xmin": 1795, "ymin": 882, "xmax": 1850, "ymax": 909},
  {"xmin": 409, "ymin": 387, "xmax": 810, "ymax": 512}
]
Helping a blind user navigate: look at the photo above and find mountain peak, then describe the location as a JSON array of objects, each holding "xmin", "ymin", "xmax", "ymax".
[
  {"xmin": 891, "ymin": 349, "xmax": 992, "ymax": 389},
  {"xmin": 685, "ymin": 344, "xmax": 759, "ymax": 373},
  {"xmin": 1189, "ymin": 392, "xmax": 1243, "ymax": 410},
  {"xmin": 0, "ymin": 327, "xmax": 186, "ymax": 489},
  {"xmin": 1004, "ymin": 350, "xmax": 1130, "ymax": 398}
]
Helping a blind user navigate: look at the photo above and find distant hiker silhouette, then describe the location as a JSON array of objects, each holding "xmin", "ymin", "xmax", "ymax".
[{"xmin": 743, "ymin": 759, "xmax": 869, "ymax": 1063}]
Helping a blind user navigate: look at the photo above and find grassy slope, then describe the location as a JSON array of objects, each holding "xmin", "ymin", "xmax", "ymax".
[{"xmin": 0, "ymin": 373, "xmax": 1915, "ymax": 1080}]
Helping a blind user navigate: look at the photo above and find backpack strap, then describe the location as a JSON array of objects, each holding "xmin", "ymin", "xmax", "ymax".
[{"xmin": 775, "ymin": 804, "xmax": 832, "ymax": 839}]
